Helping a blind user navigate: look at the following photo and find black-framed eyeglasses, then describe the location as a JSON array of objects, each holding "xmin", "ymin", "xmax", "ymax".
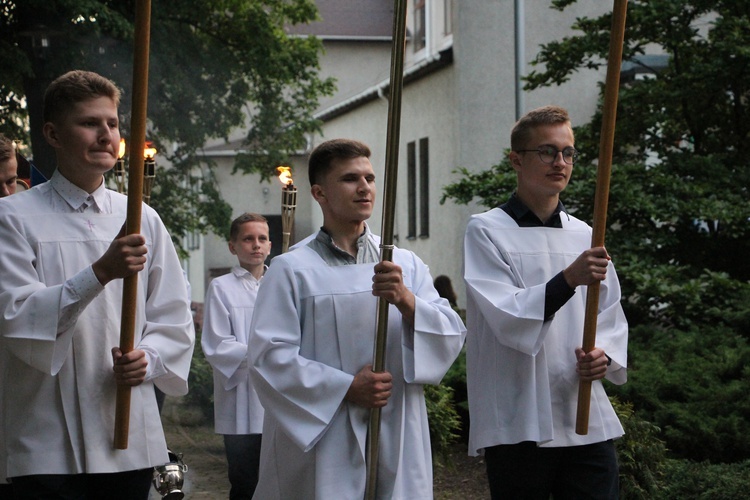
[{"xmin": 516, "ymin": 146, "xmax": 579, "ymax": 165}]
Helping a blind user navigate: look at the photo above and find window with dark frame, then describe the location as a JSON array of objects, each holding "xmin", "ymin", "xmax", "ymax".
[
  {"xmin": 407, "ymin": 141, "xmax": 417, "ymax": 239},
  {"xmin": 419, "ymin": 138, "xmax": 430, "ymax": 238},
  {"xmin": 414, "ymin": 0, "xmax": 426, "ymax": 52},
  {"xmin": 406, "ymin": 138, "xmax": 430, "ymax": 240}
]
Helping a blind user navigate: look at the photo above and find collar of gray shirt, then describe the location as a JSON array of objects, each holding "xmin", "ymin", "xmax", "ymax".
[{"xmin": 306, "ymin": 223, "xmax": 380, "ymax": 266}]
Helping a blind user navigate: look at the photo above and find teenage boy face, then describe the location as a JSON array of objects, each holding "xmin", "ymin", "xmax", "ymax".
[
  {"xmin": 312, "ymin": 156, "xmax": 376, "ymax": 225},
  {"xmin": 44, "ymin": 96, "xmax": 120, "ymax": 190},
  {"xmin": 511, "ymin": 122, "xmax": 575, "ymax": 199},
  {"xmin": 229, "ymin": 221, "xmax": 272, "ymax": 270}
]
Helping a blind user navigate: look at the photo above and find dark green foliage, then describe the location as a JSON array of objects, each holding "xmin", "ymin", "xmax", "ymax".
[
  {"xmin": 612, "ymin": 397, "xmax": 667, "ymax": 499},
  {"xmin": 424, "ymin": 383, "xmax": 461, "ymax": 461},
  {"xmin": 1, "ymin": 0, "xmax": 334, "ymax": 254},
  {"xmin": 184, "ymin": 327, "xmax": 215, "ymax": 423},
  {"xmin": 609, "ymin": 324, "xmax": 750, "ymax": 463},
  {"xmin": 146, "ymin": 163, "xmax": 233, "ymax": 259},
  {"xmin": 439, "ymin": 348, "xmax": 469, "ymax": 442},
  {"xmin": 659, "ymin": 459, "xmax": 750, "ymax": 500}
]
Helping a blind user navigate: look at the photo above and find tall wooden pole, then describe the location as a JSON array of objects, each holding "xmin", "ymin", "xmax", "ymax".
[
  {"xmin": 365, "ymin": 0, "xmax": 408, "ymax": 497},
  {"xmin": 575, "ymin": 0, "xmax": 628, "ymax": 435},
  {"xmin": 114, "ymin": 0, "xmax": 152, "ymax": 449}
]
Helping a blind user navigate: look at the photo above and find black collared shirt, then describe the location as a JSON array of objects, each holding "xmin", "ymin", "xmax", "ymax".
[{"xmin": 500, "ymin": 193, "xmax": 575, "ymax": 320}]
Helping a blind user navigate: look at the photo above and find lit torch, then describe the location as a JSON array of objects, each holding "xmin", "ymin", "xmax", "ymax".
[
  {"xmin": 277, "ymin": 166, "xmax": 297, "ymax": 253},
  {"xmin": 142, "ymin": 142, "xmax": 157, "ymax": 205},
  {"xmin": 115, "ymin": 139, "xmax": 127, "ymax": 194}
]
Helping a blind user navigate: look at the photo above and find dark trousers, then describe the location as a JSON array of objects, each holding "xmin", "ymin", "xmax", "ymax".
[
  {"xmin": 0, "ymin": 483, "xmax": 16, "ymax": 499},
  {"xmin": 223, "ymin": 433, "xmax": 262, "ymax": 500},
  {"xmin": 484, "ymin": 440, "xmax": 619, "ymax": 500},
  {"xmin": 11, "ymin": 468, "xmax": 152, "ymax": 500}
]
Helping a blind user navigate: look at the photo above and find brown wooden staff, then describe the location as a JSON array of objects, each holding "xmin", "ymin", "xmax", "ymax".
[
  {"xmin": 365, "ymin": 0, "xmax": 408, "ymax": 497},
  {"xmin": 575, "ymin": 0, "xmax": 629, "ymax": 436},
  {"xmin": 114, "ymin": 0, "xmax": 152, "ymax": 449}
]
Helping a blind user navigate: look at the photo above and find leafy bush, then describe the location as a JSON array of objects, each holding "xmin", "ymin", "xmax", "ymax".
[
  {"xmin": 425, "ymin": 382, "xmax": 462, "ymax": 461},
  {"xmin": 184, "ymin": 327, "xmax": 215, "ymax": 423},
  {"xmin": 612, "ymin": 397, "xmax": 667, "ymax": 499},
  {"xmin": 659, "ymin": 459, "xmax": 750, "ymax": 499},
  {"xmin": 609, "ymin": 324, "xmax": 750, "ymax": 463}
]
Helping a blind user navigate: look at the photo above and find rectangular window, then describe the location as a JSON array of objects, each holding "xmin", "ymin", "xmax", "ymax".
[
  {"xmin": 414, "ymin": 0, "xmax": 426, "ymax": 52},
  {"xmin": 407, "ymin": 141, "xmax": 417, "ymax": 239},
  {"xmin": 419, "ymin": 138, "xmax": 430, "ymax": 238}
]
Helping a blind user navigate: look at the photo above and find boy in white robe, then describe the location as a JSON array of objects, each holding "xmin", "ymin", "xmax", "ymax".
[
  {"xmin": 0, "ymin": 70, "xmax": 195, "ymax": 499},
  {"xmin": 249, "ymin": 138, "xmax": 466, "ymax": 499},
  {"xmin": 201, "ymin": 213, "xmax": 271, "ymax": 499},
  {"xmin": 464, "ymin": 105, "xmax": 628, "ymax": 499}
]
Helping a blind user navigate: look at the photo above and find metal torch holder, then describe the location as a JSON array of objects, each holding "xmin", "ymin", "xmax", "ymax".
[
  {"xmin": 281, "ymin": 183, "xmax": 297, "ymax": 253},
  {"xmin": 143, "ymin": 157, "xmax": 156, "ymax": 205},
  {"xmin": 115, "ymin": 158, "xmax": 127, "ymax": 194}
]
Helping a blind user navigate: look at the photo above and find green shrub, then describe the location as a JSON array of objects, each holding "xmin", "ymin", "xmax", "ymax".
[
  {"xmin": 612, "ymin": 397, "xmax": 667, "ymax": 499},
  {"xmin": 609, "ymin": 324, "xmax": 750, "ymax": 463},
  {"xmin": 659, "ymin": 459, "xmax": 750, "ymax": 499},
  {"xmin": 425, "ymin": 383, "xmax": 461, "ymax": 461},
  {"xmin": 184, "ymin": 327, "xmax": 215, "ymax": 422}
]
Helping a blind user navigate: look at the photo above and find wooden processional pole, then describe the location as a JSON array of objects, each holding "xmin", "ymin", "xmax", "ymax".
[
  {"xmin": 364, "ymin": 0, "xmax": 408, "ymax": 497},
  {"xmin": 114, "ymin": 0, "xmax": 152, "ymax": 449},
  {"xmin": 575, "ymin": 0, "xmax": 628, "ymax": 435}
]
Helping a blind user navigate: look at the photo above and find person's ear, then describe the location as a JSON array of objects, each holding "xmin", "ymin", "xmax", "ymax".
[
  {"xmin": 509, "ymin": 151, "xmax": 523, "ymax": 172},
  {"xmin": 42, "ymin": 122, "xmax": 60, "ymax": 148},
  {"xmin": 311, "ymin": 184, "xmax": 325, "ymax": 203},
  {"xmin": 228, "ymin": 240, "xmax": 237, "ymax": 255}
]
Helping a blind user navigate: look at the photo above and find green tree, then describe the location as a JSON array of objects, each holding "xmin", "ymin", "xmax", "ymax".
[
  {"xmin": 0, "ymin": 0, "xmax": 334, "ymax": 252},
  {"xmin": 442, "ymin": 1, "xmax": 750, "ymax": 464}
]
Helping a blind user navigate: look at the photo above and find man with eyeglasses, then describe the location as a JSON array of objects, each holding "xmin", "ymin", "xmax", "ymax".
[{"xmin": 463, "ymin": 105, "xmax": 628, "ymax": 499}]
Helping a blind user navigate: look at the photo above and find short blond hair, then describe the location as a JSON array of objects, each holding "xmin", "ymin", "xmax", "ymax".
[
  {"xmin": 510, "ymin": 105, "xmax": 571, "ymax": 151},
  {"xmin": 44, "ymin": 70, "xmax": 121, "ymax": 124}
]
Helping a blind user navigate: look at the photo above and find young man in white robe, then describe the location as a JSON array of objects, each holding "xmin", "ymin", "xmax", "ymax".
[
  {"xmin": 201, "ymin": 212, "xmax": 271, "ymax": 499},
  {"xmin": 248, "ymin": 138, "xmax": 466, "ymax": 499},
  {"xmin": 463, "ymin": 105, "xmax": 628, "ymax": 499},
  {"xmin": 0, "ymin": 70, "xmax": 195, "ymax": 499}
]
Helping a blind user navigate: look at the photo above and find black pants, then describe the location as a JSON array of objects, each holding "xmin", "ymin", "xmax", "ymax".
[
  {"xmin": 11, "ymin": 469, "xmax": 152, "ymax": 500},
  {"xmin": 224, "ymin": 433, "xmax": 262, "ymax": 500},
  {"xmin": 484, "ymin": 440, "xmax": 619, "ymax": 500}
]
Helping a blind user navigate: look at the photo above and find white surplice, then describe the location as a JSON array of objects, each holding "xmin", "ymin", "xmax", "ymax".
[
  {"xmin": 0, "ymin": 173, "xmax": 195, "ymax": 477},
  {"xmin": 249, "ymin": 237, "xmax": 466, "ymax": 499},
  {"xmin": 464, "ymin": 208, "xmax": 628, "ymax": 456},
  {"xmin": 201, "ymin": 267, "xmax": 264, "ymax": 435}
]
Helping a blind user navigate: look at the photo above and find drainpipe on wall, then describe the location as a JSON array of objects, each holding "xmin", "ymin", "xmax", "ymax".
[{"xmin": 514, "ymin": 0, "xmax": 525, "ymax": 120}]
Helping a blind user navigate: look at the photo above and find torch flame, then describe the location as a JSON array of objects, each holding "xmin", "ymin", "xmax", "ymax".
[
  {"xmin": 118, "ymin": 139, "xmax": 126, "ymax": 159},
  {"xmin": 143, "ymin": 141, "xmax": 157, "ymax": 160},
  {"xmin": 276, "ymin": 166, "xmax": 293, "ymax": 186}
]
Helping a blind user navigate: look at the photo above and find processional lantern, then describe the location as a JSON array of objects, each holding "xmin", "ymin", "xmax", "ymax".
[
  {"xmin": 115, "ymin": 139, "xmax": 127, "ymax": 194},
  {"xmin": 142, "ymin": 142, "xmax": 157, "ymax": 205},
  {"xmin": 276, "ymin": 166, "xmax": 297, "ymax": 253}
]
